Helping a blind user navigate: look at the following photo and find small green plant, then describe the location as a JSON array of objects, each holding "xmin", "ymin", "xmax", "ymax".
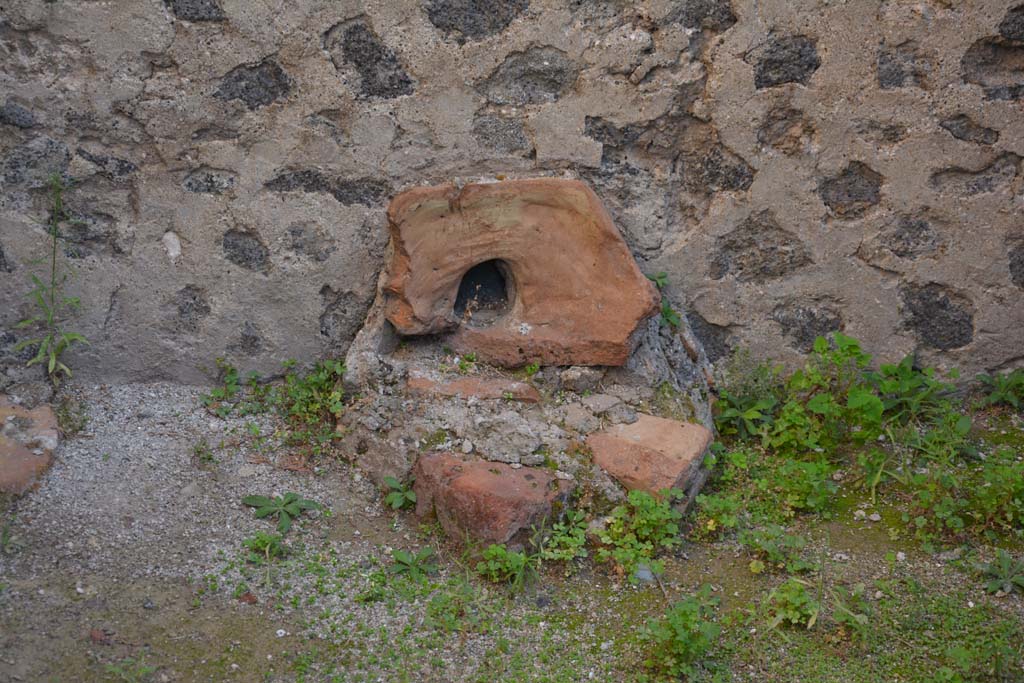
[
  {"xmin": 383, "ymin": 476, "xmax": 416, "ymax": 510},
  {"xmin": 456, "ymin": 352, "xmax": 478, "ymax": 374},
  {"xmin": 596, "ymin": 489, "xmax": 682, "ymax": 580},
  {"xmin": 659, "ymin": 300, "xmax": 682, "ymax": 329},
  {"xmin": 242, "ymin": 531, "xmax": 287, "ymax": 588},
  {"xmin": 539, "ymin": 509, "xmax": 589, "ymax": 564},
  {"xmin": 476, "ymin": 543, "xmax": 536, "ymax": 591},
  {"xmin": 104, "ymin": 656, "xmax": 156, "ymax": 683},
  {"xmin": 242, "ymin": 531, "xmax": 287, "ymax": 565},
  {"xmin": 646, "ymin": 271, "xmax": 669, "ymax": 290},
  {"xmin": 242, "ymin": 492, "xmax": 321, "ymax": 533},
  {"xmin": 54, "ymin": 396, "xmax": 88, "ymax": 435},
  {"xmin": 640, "ymin": 584, "xmax": 720, "ymax": 680},
  {"xmin": 521, "ymin": 361, "xmax": 541, "ymax": 379},
  {"xmin": 979, "ymin": 549, "xmax": 1024, "ymax": 595},
  {"xmin": 714, "ymin": 390, "xmax": 776, "ymax": 439},
  {"xmin": 764, "ymin": 459, "xmax": 837, "ymax": 517},
  {"xmin": 692, "ymin": 491, "xmax": 743, "ymax": 538},
  {"xmin": 738, "ymin": 525, "xmax": 813, "ymax": 574},
  {"xmin": 867, "ymin": 354, "xmax": 954, "ymax": 424},
  {"xmin": 1, "ymin": 513, "xmax": 16, "ymax": 555},
  {"xmin": 977, "ymin": 369, "xmax": 1024, "ymax": 409},
  {"xmin": 277, "ymin": 359, "xmax": 345, "ymax": 427},
  {"xmin": 420, "ymin": 428, "xmax": 450, "ymax": 450},
  {"xmin": 766, "ymin": 577, "xmax": 820, "ymax": 629},
  {"xmin": 390, "ymin": 547, "xmax": 438, "ymax": 583},
  {"xmin": 14, "ymin": 174, "xmax": 88, "ymax": 384},
  {"xmin": 192, "ymin": 438, "xmax": 215, "ymax": 465},
  {"xmin": 645, "ymin": 271, "xmax": 682, "ymax": 328},
  {"xmin": 424, "ymin": 578, "xmax": 492, "ymax": 635},
  {"xmin": 831, "ymin": 583, "xmax": 871, "ymax": 641},
  {"xmin": 201, "ymin": 358, "xmax": 240, "ymax": 417}
]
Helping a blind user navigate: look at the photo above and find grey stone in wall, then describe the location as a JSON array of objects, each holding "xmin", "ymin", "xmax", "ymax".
[
  {"xmin": 0, "ymin": 243, "xmax": 11, "ymax": 273},
  {"xmin": 264, "ymin": 169, "xmax": 388, "ymax": 206},
  {"xmin": 319, "ymin": 286, "xmax": 371, "ymax": 352},
  {"xmin": 1008, "ymin": 236, "xmax": 1024, "ymax": 289},
  {"xmin": 900, "ymin": 283, "xmax": 974, "ymax": 351},
  {"xmin": 478, "ymin": 47, "xmax": 579, "ymax": 105},
  {"xmin": 323, "ymin": 20, "xmax": 414, "ymax": 99},
  {"xmin": 214, "ymin": 59, "xmax": 292, "ymax": 110},
  {"xmin": 164, "ymin": 0, "xmax": 225, "ymax": 22},
  {"xmin": 288, "ymin": 223, "xmax": 336, "ymax": 263},
  {"xmin": 772, "ymin": 301, "xmax": 844, "ymax": 353},
  {"xmin": 569, "ymin": 0, "xmax": 626, "ymax": 23},
  {"xmin": 939, "ymin": 115, "xmax": 999, "ymax": 145},
  {"xmin": 962, "ymin": 6, "xmax": 1024, "ymax": 101},
  {"xmin": 331, "ymin": 178, "xmax": 391, "ymax": 207},
  {"xmin": 0, "ymin": 101, "xmax": 36, "ymax": 129},
  {"xmin": 2, "ymin": 137, "xmax": 69, "ymax": 188},
  {"xmin": 877, "ymin": 41, "xmax": 931, "ymax": 89},
  {"xmin": 750, "ymin": 35, "xmax": 820, "ymax": 89},
  {"xmin": 686, "ymin": 311, "xmax": 731, "ymax": 363},
  {"xmin": 172, "ymin": 285, "xmax": 211, "ymax": 333},
  {"xmin": 878, "ymin": 214, "xmax": 941, "ymax": 259},
  {"xmin": 709, "ymin": 211, "xmax": 811, "ymax": 283},
  {"xmin": 222, "ymin": 229, "xmax": 270, "ymax": 274},
  {"xmin": 1000, "ymin": 4, "xmax": 1024, "ymax": 40},
  {"xmin": 930, "ymin": 153, "xmax": 1020, "ymax": 196},
  {"xmin": 230, "ymin": 321, "xmax": 264, "ymax": 356},
  {"xmin": 854, "ymin": 120, "xmax": 909, "ymax": 145},
  {"xmin": 76, "ymin": 148, "xmax": 138, "ymax": 183},
  {"xmin": 426, "ymin": 0, "xmax": 529, "ymax": 43},
  {"xmin": 681, "ymin": 145, "xmax": 754, "ymax": 195},
  {"xmin": 666, "ymin": 0, "xmax": 736, "ymax": 32},
  {"xmin": 183, "ymin": 167, "xmax": 237, "ymax": 195},
  {"xmin": 583, "ymin": 116, "xmax": 646, "ymax": 167},
  {"xmin": 818, "ymin": 162, "xmax": 883, "ymax": 219},
  {"xmin": 61, "ymin": 209, "xmax": 126, "ymax": 259},
  {"xmin": 472, "ymin": 114, "xmax": 532, "ymax": 155}
]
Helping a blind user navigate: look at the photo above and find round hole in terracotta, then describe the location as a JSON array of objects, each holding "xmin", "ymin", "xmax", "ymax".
[{"xmin": 454, "ymin": 259, "xmax": 514, "ymax": 327}]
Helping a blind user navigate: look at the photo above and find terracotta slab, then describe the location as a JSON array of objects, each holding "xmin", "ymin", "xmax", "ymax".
[
  {"xmin": 412, "ymin": 452, "xmax": 572, "ymax": 545},
  {"xmin": 406, "ymin": 373, "xmax": 541, "ymax": 402},
  {"xmin": 0, "ymin": 396, "xmax": 59, "ymax": 495},
  {"xmin": 587, "ymin": 413, "xmax": 712, "ymax": 495},
  {"xmin": 382, "ymin": 178, "xmax": 659, "ymax": 367}
]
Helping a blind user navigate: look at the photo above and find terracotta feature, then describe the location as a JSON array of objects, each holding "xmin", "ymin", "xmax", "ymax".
[
  {"xmin": 587, "ymin": 413, "xmax": 712, "ymax": 495},
  {"xmin": 382, "ymin": 178, "xmax": 659, "ymax": 367},
  {"xmin": 412, "ymin": 452, "xmax": 573, "ymax": 545},
  {"xmin": 0, "ymin": 396, "xmax": 59, "ymax": 495},
  {"xmin": 406, "ymin": 373, "xmax": 541, "ymax": 402}
]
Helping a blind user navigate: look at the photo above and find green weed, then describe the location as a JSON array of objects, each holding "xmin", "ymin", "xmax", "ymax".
[
  {"xmin": 640, "ymin": 584, "xmax": 720, "ymax": 681},
  {"xmin": 979, "ymin": 549, "xmax": 1024, "ymax": 595},
  {"xmin": 977, "ymin": 369, "xmax": 1024, "ymax": 410},
  {"xmin": 104, "ymin": 656, "xmax": 156, "ymax": 683},
  {"xmin": 738, "ymin": 525, "xmax": 813, "ymax": 574},
  {"xmin": 14, "ymin": 174, "xmax": 88, "ymax": 384},
  {"xmin": 476, "ymin": 543, "xmax": 537, "ymax": 591},
  {"xmin": 596, "ymin": 489, "xmax": 682, "ymax": 580},
  {"xmin": 242, "ymin": 492, "xmax": 321, "ymax": 534},
  {"xmin": 383, "ymin": 476, "xmax": 416, "ymax": 510},
  {"xmin": 766, "ymin": 577, "xmax": 820, "ymax": 629},
  {"xmin": 390, "ymin": 547, "xmax": 438, "ymax": 583},
  {"xmin": 538, "ymin": 509, "xmax": 589, "ymax": 565}
]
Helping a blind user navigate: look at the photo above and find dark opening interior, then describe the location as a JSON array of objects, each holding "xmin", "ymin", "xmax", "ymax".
[{"xmin": 454, "ymin": 259, "xmax": 512, "ymax": 327}]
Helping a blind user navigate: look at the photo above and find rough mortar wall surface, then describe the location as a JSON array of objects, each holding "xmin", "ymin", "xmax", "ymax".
[{"xmin": 1, "ymin": 0, "xmax": 1022, "ymax": 385}]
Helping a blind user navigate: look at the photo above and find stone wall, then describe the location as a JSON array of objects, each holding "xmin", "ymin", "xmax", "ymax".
[{"xmin": 1, "ymin": 0, "xmax": 1021, "ymax": 386}]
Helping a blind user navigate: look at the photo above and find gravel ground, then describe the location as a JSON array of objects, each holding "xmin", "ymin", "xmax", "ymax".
[
  {"xmin": 1, "ymin": 381, "xmax": 1022, "ymax": 682},
  {"xmin": 2, "ymin": 382, "xmax": 375, "ymax": 581}
]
